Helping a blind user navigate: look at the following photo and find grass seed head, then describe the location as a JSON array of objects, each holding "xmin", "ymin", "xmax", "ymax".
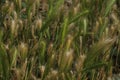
[
  {"xmin": 32, "ymin": 3, "xmax": 36, "ymax": 15},
  {"xmin": 47, "ymin": 69, "xmax": 58, "ymax": 79},
  {"xmin": 18, "ymin": 42, "xmax": 28, "ymax": 60},
  {"xmin": 73, "ymin": 4, "xmax": 80, "ymax": 15},
  {"xmin": 62, "ymin": 49, "xmax": 73, "ymax": 70},
  {"xmin": 18, "ymin": 19, "xmax": 23, "ymax": 31},
  {"xmin": 8, "ymin": 2, "xmax": 14, "ymax": 14},
  {"xmin": 11, "ymin": 20, "xmax": 16, "ymax": 35},
  {"xmin": 13, "ymin": 11, "xmax": 17, "ymax": 20},
  {"xmin": 75, "ymin": 54, "xmax": 86, "ymax": 72},
  {"xmin": 35, "ymin": 19, "xmax": 42, "ymax": 30},
  {"xmin": 40, "ymin": 65, "xmax": 45, "ymax": 76}
]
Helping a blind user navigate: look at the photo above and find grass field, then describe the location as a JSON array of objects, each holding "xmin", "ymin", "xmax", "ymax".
[{"xmin": 0, "ymin": 0, "xmax": 120, "ymax": 80}]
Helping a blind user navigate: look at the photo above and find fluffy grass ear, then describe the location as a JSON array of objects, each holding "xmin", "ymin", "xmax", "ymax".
[{"xmin": 84, "ymin": 37, "xmax": 116, "ymax": 67}]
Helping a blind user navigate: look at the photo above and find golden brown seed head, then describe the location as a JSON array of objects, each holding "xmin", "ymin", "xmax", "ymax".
[
  {"xmin": 35, "ymin": 19, "xmax": 42, "ymax": 30},
  {"xmin": 18, "ymin": 42, "xmax": 28, "ymax": 60}
]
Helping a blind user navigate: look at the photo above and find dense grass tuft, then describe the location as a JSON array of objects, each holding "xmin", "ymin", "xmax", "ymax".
[{"xmin": 0, "ymin": 0, "xmax": 120, "ymax": 80}]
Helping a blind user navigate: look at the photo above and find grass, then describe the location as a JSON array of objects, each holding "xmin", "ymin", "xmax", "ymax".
[{"xmin": 0, "ymin": 0, "xmax": 120, "ymax": 80}]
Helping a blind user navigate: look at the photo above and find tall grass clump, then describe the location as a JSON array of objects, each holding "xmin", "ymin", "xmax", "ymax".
[{"xmin": 0, "ymin": 0, "xmax": 120, "ymax": 80}]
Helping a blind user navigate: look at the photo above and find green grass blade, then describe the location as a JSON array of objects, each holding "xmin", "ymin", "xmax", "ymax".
[
  {"xmin": 69, "ymin": 10, "xmax": 89, "ymax": 24},
  {"xmin": 61, "ymin": 17, "xmax": 68, "ymax": 44},
  {"xmin": 104, "ymin": 0, "xmax": 115, "ymax": 16},
  {"xmin": 0, "ymin": 42, "xmax": 9, "ymax": 80},
  {"xmin": 83, "ymin": 62, "xmax": 107, "ymax": 72}
]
